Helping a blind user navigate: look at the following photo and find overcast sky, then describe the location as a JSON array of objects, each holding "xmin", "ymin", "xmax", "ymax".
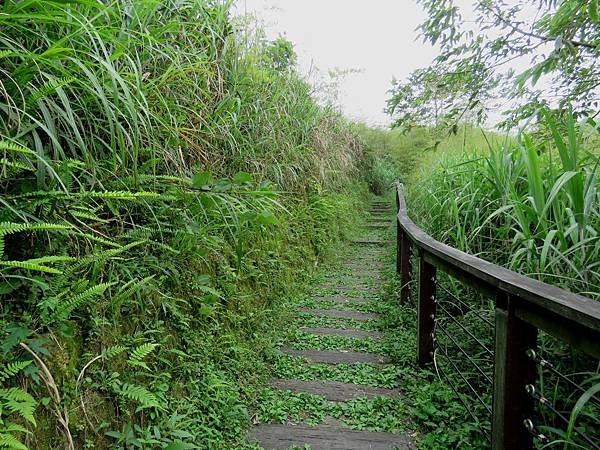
[{"xmin": 234, "ymin": 0, "xmax": 439, "ymax": 127}]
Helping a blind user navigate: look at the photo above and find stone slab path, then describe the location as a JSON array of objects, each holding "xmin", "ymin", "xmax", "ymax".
[{"xmin": 248, "ymin": 200, "xmax": 415, "ymax": 449}]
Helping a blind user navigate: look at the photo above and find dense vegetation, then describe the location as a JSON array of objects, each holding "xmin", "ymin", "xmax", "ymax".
[
  {"xmin": 0, "ymin": 1, "xmax": 368, "ymax": 448},
  {"xmin": 2, "ymin": 0, "xmax": 599, "ymax": 448}
]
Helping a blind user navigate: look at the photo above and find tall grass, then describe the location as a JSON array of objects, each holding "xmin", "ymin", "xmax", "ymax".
[
  {"xmin": 0, "ymin": 1, "xmax": 366, "ymax": 448},
  {"xmin": 408, "ymin": 112, "xmax": 599, "ymax": 297},
  {"xmin": 406, "ymin": 111, "xmax": 600, "ymax": 448},
  {"xmin": 357, "ymin": 123, "xmax": 503, "ymax": 195}
]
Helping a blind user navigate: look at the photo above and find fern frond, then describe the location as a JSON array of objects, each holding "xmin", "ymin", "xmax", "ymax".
[
  {"xmin": 57, "ymin": 241, "xmax": 145, "ymax": 283},
  {"xmin": 69, "ymin": 209, "xmax": 109, "ymax": 223},
  {"xmin": 0, "ymin": 159, "xmax": 34, "ymax": 172},
  {"xmin": 127, "ymin": 343, "xmax": 158, "ymax": 371},
  {"xmin": 0, "ymin": 50, "xmax": 18, "ymax": 59},
  {"xmin": 48, "ymin": 282, "xmax": 115, "ymax": 322},
  {"xmin": 78, "ymin": 191, "xmax": 162, "ymax": 200},
  {"xmin": 103, "ymin": 345, "xmax": 127, "ymax": 359},
  {"xmin": 113, "ymin": 275, "xmax": 155, "ymax": 304},
  {"xmin": 1, "ymin": 422, "xmax": 30, "ymax": 434},
  {"xmin": 0, "ymin": 222, "xmax": 71, "ymax": 235},
  {"xmin": 0, "ymin": 261, "xmax": 62, "ymax": 274},
  {"xmin": 70, "ymin": 231, "xmax": 121, "ymax": 248},
  {"xmin": 115, "ymin": 383, "xmax": 160, "ymax": 409},
  {"xmin": 0, "ymin": 388, "xmax": 36, "ymax": 425},
  {"xmin": 0, "ymin": 142, "xmax": 36, "ymax": 156},
  {"xmin": 0, "ymin": 222, "xmax": 71, "ymax": 257},
  {"xmin": 0, "ymin": 432, "xmax": 28, "ymax": 450},
  {"xmin": 26, "ymin": 76, "xmax": 75, "ymax": 107},
  {"xmin": 0, "ymin": 361, "xmax": 32, "ymax": 383},
  {"xmin": 23, "ymin": 256, "xmax": 75, "ymax": 265}
]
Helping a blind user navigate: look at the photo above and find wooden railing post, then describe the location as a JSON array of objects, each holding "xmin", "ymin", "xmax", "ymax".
[
  {"xmin": 417, "ymin": 256, "xmax": 436, "ymax": 367},
  {"xmin": 492, "ymin": 294, "xmax": 537, "ymax": 450},
  {"xmin": 396, "ymin": 219, "xmax": 402, "ymax": 275}
]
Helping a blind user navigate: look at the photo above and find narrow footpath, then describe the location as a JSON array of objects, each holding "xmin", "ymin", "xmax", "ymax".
[{"xmin": 247, "ymin": 200, "xmax": 415, "ymax": 450}]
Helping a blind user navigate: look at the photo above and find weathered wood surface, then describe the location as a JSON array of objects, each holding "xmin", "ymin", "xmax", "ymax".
[
  {"xmin": 312, "ymin": 294, "xmax": 370, "ymax": 304},
  {"xmin": 316, "ymin": 284, "xmax": 377, "ymax": 293},
  {"xmin": 248, "ymin": 423, "xmax": 414, "ymax": 450},
  {"xmin": 248, "ymin": 201, "xmax": 407, "ymax": 449},
  {"xmin": 281, "ymin": 348, "xmax": 390, "ymax": 364},
  {"xmin": 366, "ymin": 223, "xmax": 392, "ymax": 228},
  {"xmin": 271, "ymin": 379, "xmax": 399, "ymax": 401},
  {"xmin": 301, "ymin": 327, "xmax": 384, "ymax": 340},
  {"xmin": 298, "ymin": 308, "xmax": 380, "ymax": 320},
  {"xmin": 352, "ymin": 239, "xmax": 394, "ymax": 245}
]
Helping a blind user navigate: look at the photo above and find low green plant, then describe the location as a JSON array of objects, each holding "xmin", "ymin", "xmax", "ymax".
[{"xmin": 0, "ymin": 361, "xmax": 37, "ymax": 449}]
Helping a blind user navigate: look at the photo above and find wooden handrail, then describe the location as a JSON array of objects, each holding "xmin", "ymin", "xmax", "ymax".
[{"xmin": 395, "ymin": 183, "xmax": 600, "ymax": 450}]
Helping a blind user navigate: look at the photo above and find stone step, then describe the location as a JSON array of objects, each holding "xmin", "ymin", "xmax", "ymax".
[
  {"xmin": 298, "ymin": 308, "xmax": 380, "ymax": 321},
  {"xmin": 282, "ymin": 348, "xmax": 390, "ymax": 364},
  {"xmin": 271, "ymin": 379, "xmax": 398, "ymax": 402},
  {"xmin": 301, "ymin": 327, "xmax": 384, "ymax": 340},
  {"xmin": 248, "ymin": 423, "xmax": 414, "ymax": 450}
]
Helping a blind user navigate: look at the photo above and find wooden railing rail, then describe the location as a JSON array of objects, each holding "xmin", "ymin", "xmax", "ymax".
[{"xmin": 395, "ymin": 183, "xmax": 600, "ymax": 450}]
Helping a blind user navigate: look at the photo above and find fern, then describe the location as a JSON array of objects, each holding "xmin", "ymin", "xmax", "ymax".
[
  {"xmin": 0, "ymin": 260, "xmax": 63, "ymax": 275},
  {"xmin": 0, "ymin": 388, "xmax": 36, "ymax": 425},
  {"xmin": 26, "ymin": 76, "xmax": 75, "ymax": 107},
  {"xmin": 57, "ymin": 240, "xmax": 146, "ymax": 282},
  {"xmin": 70, "ymin": 231, "xmax": 120, "ymax": 248},
  {"xmin": 47, "ymin": 282, "xmax": 115, "ymax": 322},
  {"xmin": 69, "ymin": 209, "xmax": 108, "ymax": 223},
  {"xmin": 112, "ymin": 276, "xmax": 155, "ymax": 304},
  {"xmin": 0, "ymin": 142, "xmax": 36, "ymax": 157},
  {"xmin": 22, "ymin": 256, "xmax": 75, "ymax": 265},
  {"xmin": 0, "ymin": 362, "xmax": 31, "ymax": 383},
  {"xmin": 0, "ymin": 361, "xmax": 37, "ymax": 448},
  {"xmin": 0, "ymin": 222, "xmax": 71, "ymax": 258},
  {"xmin": 14, "ymin": 190, "xmax": 163, "ymax": 201},
  {"xmin": 103, "ymin": 346, "xmax": 127, "ymax": 359},
  {"xmin": 77, "ymin": 191, "xmax": 162, "ymax": 200},
  {"xmin": 0, "ymin": 159, "xmax": 34, "ymax": 172},
  {"xmin": 115, "ymin": 383, "xmax": 160, "ymax": 409},
  {"xmin": 127, "ymin": 343, "xmax": 158, "ymax": 371},
  {"xmin": 1, "ymin": 423, "xmax": 29, "ymax": 434},
  {"xmin": 0, "ymin": 432, "xmax": 28, "ymax": 450}
]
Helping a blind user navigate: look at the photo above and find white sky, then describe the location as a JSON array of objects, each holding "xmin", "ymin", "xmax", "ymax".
[{"xmin": 234, "ymin": 0, "xmax": 439, "ymax": 127}]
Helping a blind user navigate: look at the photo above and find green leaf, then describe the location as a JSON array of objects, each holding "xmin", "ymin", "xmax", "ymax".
[
  {"xmin": 257, "ymin": 210, "xmax": 278, "ymax": 225},
  {"xmin": 198, "ymin": 305, "xmax": 213, "ymax": 316},
  {"xmin": 213, "ymin": 179, "xmax": 231, "ymax": 192},
  {"xmin": 564, "ymin": 382, "xmax": 600, "ymax": 450},
  {"xmin": 232, "ymin": 171, "xmax": 252, "ymax": 184},
  {"xmin": 163, "ymin": 442, "xmax": 197, "ymax": 450},
  {"xmin": 240, "ymin": 211, "xmax": 257, "ymax": 223},
  {"xmin": 589, "ymin": 0, "xmax": 599, "ymax": 24},
  {"xmin": 192, "ymin": 171, "xmax": 212, "ymax": 188}
]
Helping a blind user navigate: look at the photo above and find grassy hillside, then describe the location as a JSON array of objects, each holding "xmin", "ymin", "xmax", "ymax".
[
  {"xmin": 357, "ymin": 123, "xmax": 503, "ymax": 194},
  {"xmin": 0, "ymin": 1, "xmax": 368, "ymax": 448}
]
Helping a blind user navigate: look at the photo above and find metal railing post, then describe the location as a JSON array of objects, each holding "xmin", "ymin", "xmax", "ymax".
[{"xmin": 492, "ymin": 293, "xmax": 538, "ymax": 450}]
